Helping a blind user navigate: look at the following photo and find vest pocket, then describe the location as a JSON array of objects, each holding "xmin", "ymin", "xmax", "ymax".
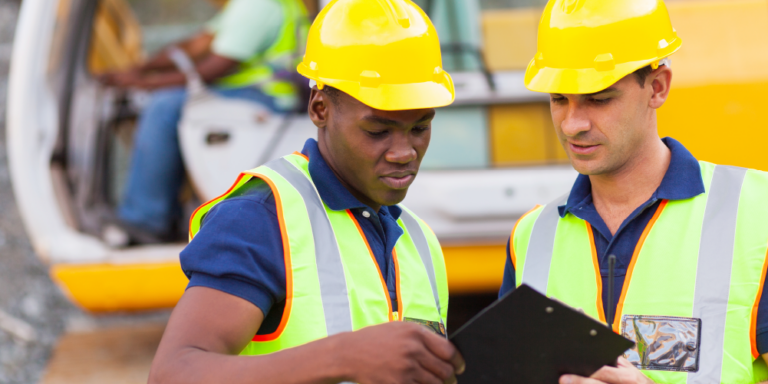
[{"xmin": 621, "ymin": 315, "xmax": 701, "ymax": 372}]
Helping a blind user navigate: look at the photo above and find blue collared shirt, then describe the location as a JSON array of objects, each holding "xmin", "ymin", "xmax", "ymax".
[
  {"xmin": 181, "ymin": 139, "xmax": 403, "ymax": 334},
  {"xmin": 499, "ymin": 137, "xmax": 768, "ymax": 354}
]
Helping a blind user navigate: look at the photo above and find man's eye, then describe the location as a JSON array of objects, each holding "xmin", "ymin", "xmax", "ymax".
[
  {"xmin": 413, "ymin": 125, "xmax": 429, "ymax": 133},
  {"xmin": 551, "ymin": 95, "xmax": 566, "ymax": 103},
  {"xmin": 367, "ymin": 130, "xmax": 388, "ymax": 137},
  {"xmin": 590, "ymin": 98, "xmax": 611, "ymax": 105}
]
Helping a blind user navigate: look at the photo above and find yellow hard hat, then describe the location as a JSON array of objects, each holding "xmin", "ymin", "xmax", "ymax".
[
  {"xmin": 297, "ymin": 0, "xmax": 455, "ymax": 111},
  {"xmin": 524, "ymin": 0, "xmax": 682, "ymax": 94}
]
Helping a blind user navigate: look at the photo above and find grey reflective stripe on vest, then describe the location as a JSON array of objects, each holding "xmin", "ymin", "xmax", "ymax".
[
  {"xmin": 521, "ymin": 194, "xmax": 568, "ymax": 294},
  {"xmin": 399, "ymin": 208, "xmax": 445, "ymax": 332},
  {"xmin": 687, "ymin": 165, "xmax": 747, "ymax": 384},
  {"xmin": 267, "ymin": 158, "xmax": 353, "ymax": 336}
]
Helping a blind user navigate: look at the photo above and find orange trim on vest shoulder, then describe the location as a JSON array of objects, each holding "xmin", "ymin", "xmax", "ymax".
[
  {"xmin": 188, "ymin": 173, "xmax": 249, "ymax": 240},
  {"xmin": 245, "ymin": 171, "xmax": 293, "ymax": 342},
  {"xmin": 612, "ymin": 199, "xmax": 668, "ymax": 333},
  {"xmin": 751, "ymin": 245, "xmax": 768, "ymax": 359},
  {"xmin": 586, "ymin": 223, "xmax": 607, "ymax": 324},
  {"xmin": 292, "ymin": 151, "xmax": 309, "ymax": 162}
]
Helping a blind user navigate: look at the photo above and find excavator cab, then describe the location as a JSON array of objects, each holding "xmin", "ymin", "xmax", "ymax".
[{"xmin": 10, "ymin": 0, "xmax": 767, "ymax": 313}]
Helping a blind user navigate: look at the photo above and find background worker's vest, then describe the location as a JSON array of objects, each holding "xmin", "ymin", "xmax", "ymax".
[
  {"xmin": 216, "ymin": 0, "xmax": 309, "ymax": 108},
  {"xmin": 189, "ymin": 153, "xmax": 449, "ymax": 356},
  {"xmin": 511, "ymin": 161, "xmax": 768, "ymax": 384}
]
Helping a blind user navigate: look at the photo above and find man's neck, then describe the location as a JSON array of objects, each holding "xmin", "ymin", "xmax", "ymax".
[{"xmin": 589, "ymin": 138, "xmax": 671, "ymax": 235}]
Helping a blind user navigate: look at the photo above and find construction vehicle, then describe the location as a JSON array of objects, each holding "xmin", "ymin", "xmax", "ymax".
[{"xmin": 7, "ymin": 0, "xmax": 768, "ymax": 314}]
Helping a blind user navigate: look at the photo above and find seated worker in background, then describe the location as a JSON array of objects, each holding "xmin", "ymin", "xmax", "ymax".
[
  {"xmin": 148, "ymin": 1, "xmax": 464, "ymax": 383},
  {"xmin": 502, "ymin": 0, "xmax": 768, "ymax": 383},
  {"xmin": 101, "ymin": 0, "xmax": 309, "ymax": 243}
]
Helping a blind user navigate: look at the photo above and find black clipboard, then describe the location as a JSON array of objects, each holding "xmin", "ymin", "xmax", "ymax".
[{"xmin": 450, "ymin": 284, "xmax": 634, "ymax": 383}]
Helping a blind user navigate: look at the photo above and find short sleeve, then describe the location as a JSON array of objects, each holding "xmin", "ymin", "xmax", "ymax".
[
  {"xmin": 180, "ymin": 182, "xmax": 286, "ymax": 316},
  {"xmin": 210, "ymin": 0, "xmax": 284, "ymax": 61},
  {"xmin": 498, "ymin": 237, "xmax": 516, "ymax": 298}
]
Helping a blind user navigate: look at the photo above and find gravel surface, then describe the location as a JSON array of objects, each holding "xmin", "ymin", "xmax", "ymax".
[
  {"xmin": 0, "ymin": 2, "xmax": 82, "ymax": 383},
  {"xmin": 0, "ymin": 2, "xmax": 171, "ymax": 383}
]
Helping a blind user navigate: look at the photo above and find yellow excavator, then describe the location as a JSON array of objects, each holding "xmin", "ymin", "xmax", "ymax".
[{"xmin": 7, "ymin": 0, "xmax": 768, "ymax": 313}]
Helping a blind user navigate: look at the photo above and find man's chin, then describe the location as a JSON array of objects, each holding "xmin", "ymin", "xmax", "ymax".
[
  {"xmin": 374, "ymin": 189, "xmax": 410, "ymax": 208},
  {"xmin": 570, "ymin": 159, "xmax": 609, "ymax": 176}
]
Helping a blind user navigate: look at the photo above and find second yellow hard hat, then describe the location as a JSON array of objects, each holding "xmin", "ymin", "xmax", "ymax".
[
  {"xmin": 297, "ymin": 0, "xmax": 455, "ymax": 111},
  {"xmin": 525, "ymin": 0, "xmax": 682, "ymax": 94}
]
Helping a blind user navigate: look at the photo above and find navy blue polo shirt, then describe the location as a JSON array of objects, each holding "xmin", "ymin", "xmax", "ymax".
[
  {"xmin": 499, "ymin": 137, "xmax": 768, "ymax": 354},
  {"xmin": 181, "ymin": 139, "xmax": 403, "ymax": 334}
]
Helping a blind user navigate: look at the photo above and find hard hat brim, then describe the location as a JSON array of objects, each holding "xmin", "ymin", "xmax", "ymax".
[
  {"xmin": 299, "ymin": 64, "xmax": 455, "ymax": 111},
  {"xmin": 316, "ymin": 77, "xmax": 455, "ymax": 111},
  {"xmin": 524, "ymin": 43, "xmax": 681, "ymax": 95}
]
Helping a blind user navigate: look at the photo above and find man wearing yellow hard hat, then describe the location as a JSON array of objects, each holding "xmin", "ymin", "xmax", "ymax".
[
  {"xmin": 148, "ymin": 1, "xmax": 465, "ymax": 383},
  {"xmin": 500, "ymin": 0, "xmax": 768, "ymax": 383}
]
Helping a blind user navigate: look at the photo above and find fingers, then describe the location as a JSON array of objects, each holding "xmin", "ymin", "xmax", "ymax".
[
  {"xmin": 411, "ymin": 361, "xmax": 451, "ymax": 384},
  {"xmin": 589, "ymin": 365, "xmax": 623, "ymax": 383},
  {"xmin": 420, "ymin": 328, "xmax": 465, "ymax": 375},
  {"xmin": 616, "ymin": 357, "xmax": 634, "ymax": 368},
  {"xmin": 415, "ymin": 346, "xmax": 457, "ymax": 383}
]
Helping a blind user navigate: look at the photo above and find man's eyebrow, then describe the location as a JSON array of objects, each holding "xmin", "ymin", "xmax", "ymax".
[
  {"xmin": 416, "ymin": 110, "xmax": 436, "ymax": 123},
  {"xmin": 363, "ymin": 110, "xmax": 436, "ymax": 127},
  {"xmin": 585, "ymin": 87, "xmax": 618, "ymax": 97},
  {"xmin": 363, "ymin": 115, "xmax": 401, "ymax": 126}
]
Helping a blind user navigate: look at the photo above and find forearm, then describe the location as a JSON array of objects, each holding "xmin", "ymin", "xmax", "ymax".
[
  {"xmin": 137, "ymin": 71, "xmax": 188, "ymax": 89},
  {"xmin": 138, "ymin": 33, "xmax": 213, "ymax": 73},
  {"xmin": 137, "ymin": 50, "xmax": 178, "ymax": 72},
  {"xmin": 149, "ymin": 334, "xmax": 353, "ymax": 384}
]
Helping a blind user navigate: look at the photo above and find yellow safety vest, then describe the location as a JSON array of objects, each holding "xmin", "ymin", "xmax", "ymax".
[{"xmin": 189, "ymin": 152, "xmax": 449, "ymax": 355}]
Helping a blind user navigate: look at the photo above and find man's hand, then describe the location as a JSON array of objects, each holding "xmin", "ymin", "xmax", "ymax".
[
  {"xmin": 98, "ymin": 67, "xmax": 144, "ymax": 87},
  {"xmin": 560, "ymin": 357, "xmax": 654, "ymax": 384},
  {"xmin": 338, "ymin": 321, "xmax": 465, "ymax": 384}
]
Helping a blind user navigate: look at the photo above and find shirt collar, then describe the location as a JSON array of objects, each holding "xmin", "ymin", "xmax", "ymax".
[
  {"xmin": 301, "ymin": 138, "xmax": 402, "ymax": 220},
  {"xmin": 558, "ymin": 137, "xmax": 705, "ymax": 217}
]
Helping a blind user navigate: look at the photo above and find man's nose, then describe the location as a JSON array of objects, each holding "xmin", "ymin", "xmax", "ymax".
[
  {"xmin": 385, "ymin": 134, "xmax": 417, "ymax": 164},
  {"xmin": 560, "ymin": 102, "xmax": 591, "ymax": 137}
]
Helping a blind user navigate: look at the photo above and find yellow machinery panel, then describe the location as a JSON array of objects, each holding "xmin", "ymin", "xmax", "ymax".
[
  {"xmin": 51, "ymin": 262, "xmax": 188, "ymax": 312},
  {"xmin": 489, "ymin": 103, "xmax": 568, "ymax": 166},
  {"xmin": 659, "ymin": 0, "xmax": 768, "ymax": 171},
  {"xmin": 443, "ymin": 244, "xmax": 507, "ymax": 293},
  {"xmin": 481, "ymin": 8, "xmax": 539, "ymax": 72}
]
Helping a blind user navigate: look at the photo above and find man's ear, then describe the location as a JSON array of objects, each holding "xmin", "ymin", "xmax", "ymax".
[
  {"xmin": 308, "ymin": 87, "xmax": 330, "ymax": 129},
  {"xmin": 649, "ymin": 65, "xmax": 672, "ymax": 109}
]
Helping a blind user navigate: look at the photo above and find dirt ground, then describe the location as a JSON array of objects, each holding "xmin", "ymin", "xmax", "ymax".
[
  {"xmin": 0, "ymin": 2, "xmax": 169, "ymax": 383},
  {"xmin": 0, "ymin": 2, "xmax": 75, "ymax": 382}
]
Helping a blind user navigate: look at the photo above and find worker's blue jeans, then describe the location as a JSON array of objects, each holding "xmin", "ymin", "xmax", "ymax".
[{"xmin": 118, "ymin": 86, "xmax": 282, "ymax": 235}]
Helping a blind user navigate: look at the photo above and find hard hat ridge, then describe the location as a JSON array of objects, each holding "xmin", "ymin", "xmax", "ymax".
[{"xmin": 297, "ymin": 0, "xmax": 455, "ymax": 111}]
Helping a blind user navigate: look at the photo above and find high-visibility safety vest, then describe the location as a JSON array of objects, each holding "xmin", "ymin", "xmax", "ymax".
[
  {"xmin": 216, "ymin": 0, "xmax": 309, "ymax": 107},
  {"xmin": 511, "ymin": 161, "xmax": 768, "ymax": 384},
  {"xmin": 189, "ymin": 153, "xmax": 449, "ymax": 356}
]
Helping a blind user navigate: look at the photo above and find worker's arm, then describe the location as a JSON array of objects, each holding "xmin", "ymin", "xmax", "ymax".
[
  {"xmin": 137, "ymin": 31, "xmax": 215, "ymax": 72},
  {"xmin": 99, "ymin": 51, "xmax": 238, "ymax": 90},
  {"xmin": 98, "ymin": 32, "xmax": 217, "ymax": 86},
  {"xmin": 125, "ymin": 53, "xmax": 239, "ymax": 90},
  {"xmin": 148, "ymin": 286, "xmax": 465, "ymax": 384}
]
